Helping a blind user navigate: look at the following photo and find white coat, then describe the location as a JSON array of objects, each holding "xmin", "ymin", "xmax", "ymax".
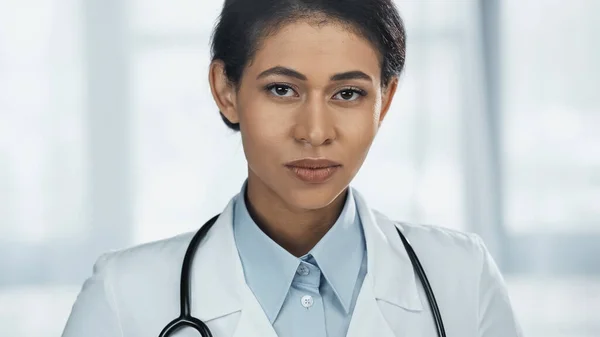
[{"xmin": 61, "ymin": 188, "xmax": 522, "ymax": 337}]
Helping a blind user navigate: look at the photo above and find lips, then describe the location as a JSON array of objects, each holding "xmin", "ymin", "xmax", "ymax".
[
  {"xmin": 284, "ymin": 158, "xmax": 342, "ymax": 169},
  {"xmin": 284, "ymin": 158, "xmax": 342, "ymax": 184}
]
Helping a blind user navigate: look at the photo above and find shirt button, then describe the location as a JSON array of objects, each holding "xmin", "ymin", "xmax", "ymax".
[
  {"xmin": 301, "ymin": 295, "xmax": 314, "ymax": 308},
  {"xmin": 297, "ymin": 264, "xmax": 310, "ymax": 276}
]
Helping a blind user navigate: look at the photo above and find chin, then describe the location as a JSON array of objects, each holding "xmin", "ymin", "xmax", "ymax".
[{"xmin": 280, "ymin": 182, "xmax": 347, "ymax": 211}]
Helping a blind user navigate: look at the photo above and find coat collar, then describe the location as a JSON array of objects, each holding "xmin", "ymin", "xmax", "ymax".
[
  {"xmin": 189, "ymin": 197, "xmax": 245, "ymax": 321},
  {"xmin": 189, "ymin": 186, "xmax": 423, "ymax": 332},
  {"xmin": 352, "ymin": 188, "xmax": 424, "ymax": 312}
]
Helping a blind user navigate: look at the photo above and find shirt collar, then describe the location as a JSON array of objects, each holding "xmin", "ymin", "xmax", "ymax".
[
  {"xmin": 233, "ymin": 182, "xmax": 365, "ymax": 322},
  {"xmin": 308, "ymin": 187, "xmax": 364, "ymax": 313}
]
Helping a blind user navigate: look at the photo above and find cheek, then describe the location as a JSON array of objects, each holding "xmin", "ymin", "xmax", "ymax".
[
  {"xmin": 336, "ymin": 112, "xmax": 380, "ymax": 175},
  {"xmin": 238, "ymin": 104, "xmax": 288, "ymax": 164},
  {"xmin": 339, "ymin": 108, "xmax": 379, "ymax": 147},
  {"xmin": 238, "ymin": 88, "xmax": 292, "ymax": 132}
]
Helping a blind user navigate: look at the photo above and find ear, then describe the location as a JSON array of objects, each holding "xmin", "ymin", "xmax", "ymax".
[
  {"xmin": 378, "ymin": 76, "xmax": 399, "ymax": 127},
  {"xmin": 208, "ymin": 60, "xmax": 239, "ymax": 124}
]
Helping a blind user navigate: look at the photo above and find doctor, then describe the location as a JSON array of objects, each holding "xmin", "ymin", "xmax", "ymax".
[{"xmin": 62, "ymin": 0, "xmax": 523, "ymax": 336}]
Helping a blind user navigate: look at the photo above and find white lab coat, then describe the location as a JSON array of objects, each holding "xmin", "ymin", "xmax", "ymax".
[{"xmin": 62, "ymin": 189, "xmax": 522, "ymax": 337}]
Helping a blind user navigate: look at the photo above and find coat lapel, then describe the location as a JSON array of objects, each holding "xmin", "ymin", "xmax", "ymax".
[
  {"xmin": 231, "ymin": 285, "xmax": 279, "ymax": 337},
  {"xmin": 346, "ymin": 188, "xmax": 427, "ymax": 337},
  {"xmin": 189, "ymin": 198, "xmax": 244, "ymax": 322},
  {"xmin": 189, "ymin": 195, "xmax": 278, "ymax": 337},
  {"xmin": 346, "ymin": 274, "xmax": 397, "ymax": 337}
]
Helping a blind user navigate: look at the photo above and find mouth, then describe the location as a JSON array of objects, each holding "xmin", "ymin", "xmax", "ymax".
[{"xmin": 284, "ymin": 158, "xmax": 342, "ymax": 184}]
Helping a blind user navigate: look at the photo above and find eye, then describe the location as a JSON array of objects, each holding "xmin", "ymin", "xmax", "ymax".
[
  {"xmin": 332, "ymin": 88, "xmax": 366, "ymax": 101},
  {"xmin": 266, "ymin": 84, "xmax": 297, "ymax": 97}
]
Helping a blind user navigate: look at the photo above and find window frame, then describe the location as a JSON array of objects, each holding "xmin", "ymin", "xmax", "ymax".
[
  {"xmin": 1, "ymin": 0, "xmax": 134, "ymax": 287},
  {"xmin": 474, "ymin": 0, "xmax": 599, "ymax": 275}
]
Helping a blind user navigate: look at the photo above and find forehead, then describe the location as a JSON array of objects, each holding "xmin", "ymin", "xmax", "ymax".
[{"xmin": 247, "ymin": 20, "xmax": 382, "ymax": 80}]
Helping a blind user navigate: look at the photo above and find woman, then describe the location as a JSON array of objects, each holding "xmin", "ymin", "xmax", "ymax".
[{"xmin": 62, "ymin": 0, "xmax": 522, "ymax": 336}]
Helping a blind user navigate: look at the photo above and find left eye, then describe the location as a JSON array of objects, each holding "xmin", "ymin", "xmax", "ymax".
[{"xmin": 333, "ymin": 90, "xmax": 361, "ymax": 101}]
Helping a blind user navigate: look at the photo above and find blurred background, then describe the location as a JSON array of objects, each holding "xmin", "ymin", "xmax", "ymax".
[{"xmin": 1, "ymin": 0, "xmax": 599, "ymax": 336}]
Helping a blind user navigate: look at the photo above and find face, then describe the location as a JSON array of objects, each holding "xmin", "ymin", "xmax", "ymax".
[{"xmin": 210, "ymin": 20, "xmax": 398, "ymax": 211}]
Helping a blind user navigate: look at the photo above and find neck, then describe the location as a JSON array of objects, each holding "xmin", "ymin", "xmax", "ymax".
[{"xmin": 245, "ymin": 176, "xmax": 347, "ymax": 257}]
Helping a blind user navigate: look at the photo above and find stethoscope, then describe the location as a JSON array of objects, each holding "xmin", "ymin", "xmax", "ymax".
[{"xmin": 159, "ymin": 214, "xmax": 446, "ymax": 337}]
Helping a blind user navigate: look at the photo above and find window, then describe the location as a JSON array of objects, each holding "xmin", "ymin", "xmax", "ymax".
[
  {"xmin": 0, "ymin": 0, "xmax": 90, "ymax": 335},
  {"xmin": 497, "ymin": 1, "xmax": 600, "ymax": 336}
]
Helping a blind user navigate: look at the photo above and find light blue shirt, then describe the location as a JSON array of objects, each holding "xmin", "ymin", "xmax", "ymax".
[{"xmin": 233, "ymin": 184, "xmax": 367, "ymax": 337}]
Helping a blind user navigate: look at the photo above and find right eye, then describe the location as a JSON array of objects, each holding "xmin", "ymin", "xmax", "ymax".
[{"xmin": 266, "ymin": 84, "xmax": 298, "ymax": 97}]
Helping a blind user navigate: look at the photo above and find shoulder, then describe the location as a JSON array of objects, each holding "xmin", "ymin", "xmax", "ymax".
[
  {"xmin": 91, "ymin": 231, "xmax": 196, "ymax": 284},
  {"xmin": 63, "ymin": 231, "xmax": 199, "ymax": 335},
  {"xmin": 352, "ymin": 187, "xmax": 486, "ymax": 264},
  {"xmin": 371, "ymin": 210, "xmax": 495, "ymax": 317},
  {"xmin": 372, "ymin": 209, "xmax": 488, "ymax": 273},
  {"xmin": 368, "ymin": 212, "xmax": 521, "ymax": 334},
  {"xmin": 373, "ymin": 209, "xmax": 483, "ymax": 246}
]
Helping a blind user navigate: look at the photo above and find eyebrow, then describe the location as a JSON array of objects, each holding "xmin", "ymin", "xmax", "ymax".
[
  {"xmin": 330, "ymin": 70, "xmax": 372, "ymax": 82},
  {"xmin": 256, "ymin": 66, "xmax": 372, "ymax": 82}
]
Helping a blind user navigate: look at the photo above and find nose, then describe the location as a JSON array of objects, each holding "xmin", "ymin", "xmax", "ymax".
[{"xmin": 293, "ymin": 97, "xmax": 337, "ymax": 147}]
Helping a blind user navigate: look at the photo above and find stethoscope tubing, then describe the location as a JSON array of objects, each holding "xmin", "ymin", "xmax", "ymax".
[{"xmin": 159, "ymin": 215, "xmax": 446, "ymax": 337}]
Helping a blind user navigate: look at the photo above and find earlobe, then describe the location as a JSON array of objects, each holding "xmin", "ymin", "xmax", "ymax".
[
  {"xmin": 378, "ymin": 77, "xmax": 399, "ymax": 126},
  {"xmin": 208, "ymin": 60, "xmax": 239, "ymax": 124}
]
